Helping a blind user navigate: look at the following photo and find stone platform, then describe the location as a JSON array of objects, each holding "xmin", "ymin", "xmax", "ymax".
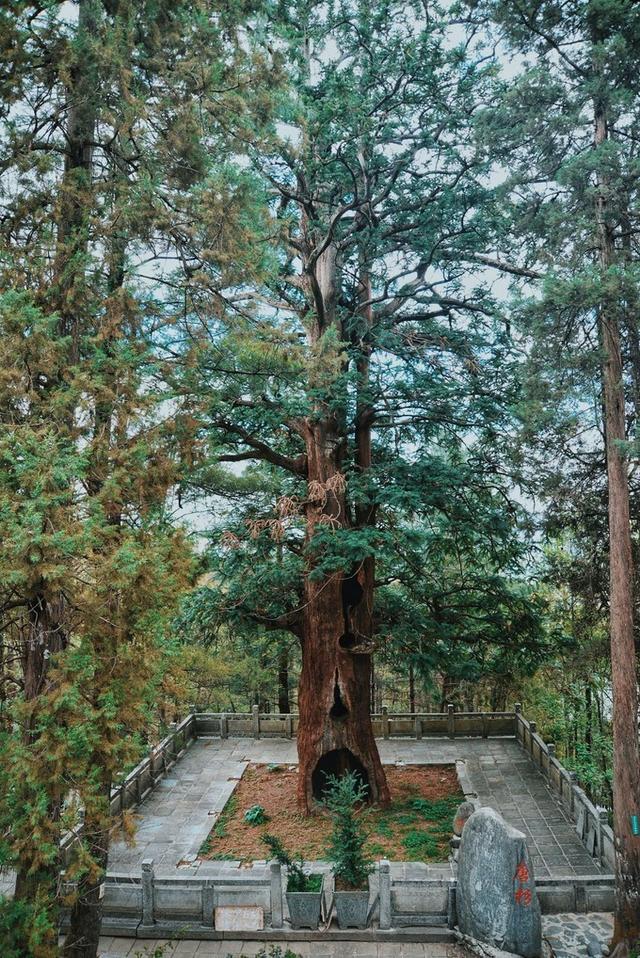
[{"xmin": 108, "ymin": 737, "xmax": 603, "ymax": 881}]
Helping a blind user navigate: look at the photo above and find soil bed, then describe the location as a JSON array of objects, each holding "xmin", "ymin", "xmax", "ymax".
[{"xmin": 200, "ymin": 763, "xmax": 463, "ymax": 862}]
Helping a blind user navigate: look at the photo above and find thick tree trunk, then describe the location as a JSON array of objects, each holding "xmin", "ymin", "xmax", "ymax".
[
  {"xmin": 62, "ymin": 794, "xmax": 110, "ymax": 958},
  {"xmin": 594, "ymin": 99, "xmax": 640, "ymax": 948},
  {"xmin": 409, "ymin": 664, "xmax": 416, "ymax": 714},
  {"xmin": 296, "ymin": 419, "xmax": 390, "ymax": 813},
  {"xmin": 277, "ymin": 644, "xmax": 290, "ymax": 714}
]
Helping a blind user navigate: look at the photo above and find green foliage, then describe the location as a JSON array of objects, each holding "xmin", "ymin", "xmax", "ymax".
[
  {"xmin": 232, "ymin": 947, "xmax": 301, "ymax": 958},
  {"xmin": 0, "ymin": 897, "xmax": 52, "ymax": 958},
  {"xmin": 261, "ymin": 834, "xmax": 322, "ymax": 893},
  {"xmin": 200, "ymin": 795, "xmax": 238, "ymax": 853},
  {"xmin": 323, "ymin": 773, "xmax": 374, "ymax": 891},
  {"xmin": 244, "ymin": 804, "xmax": 269, "ymax": 825}
]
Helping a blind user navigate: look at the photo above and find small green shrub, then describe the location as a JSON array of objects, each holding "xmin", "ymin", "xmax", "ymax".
[
  {"xmin": 323, "ymin": 771, "xmax": 373, "ymax": 890},
  {"xmin": 262, "ymin": 833, "xmax": 322, "ymax": 892},
  {"xmin": 244, "ymin": 804, "xmax": 268, "ymax": 825}
]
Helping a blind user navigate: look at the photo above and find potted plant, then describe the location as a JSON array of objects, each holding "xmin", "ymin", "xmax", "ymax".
[
  {"xmin": 324, "ymin": 771, "xmax": 374, "ymax": 929},
  {"xmin": 262, "ymin": 834, "xmax": 324, "ymax": 930}
]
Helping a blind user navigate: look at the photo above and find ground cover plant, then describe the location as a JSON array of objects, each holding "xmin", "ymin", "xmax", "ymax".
[{"xmin": 199, "ymin": 764, "xmax": 462, "ymax": 863}]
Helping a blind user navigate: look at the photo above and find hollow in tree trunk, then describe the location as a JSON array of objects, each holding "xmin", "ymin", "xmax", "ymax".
[{"xmin": 295, "ymin": 420, "xmax": 390, "ymax": 813}]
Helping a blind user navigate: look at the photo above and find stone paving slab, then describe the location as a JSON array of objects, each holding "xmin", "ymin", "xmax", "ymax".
[
  {"xmin": 96, "ymin": 938, "xmax": 467, "ymax": 957},
  {"xmin": 109, "ymin": 737, "xmax": 604, "ymax": 880}
]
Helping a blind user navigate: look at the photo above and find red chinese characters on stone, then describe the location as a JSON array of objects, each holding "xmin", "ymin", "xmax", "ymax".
[
  {"xmin": 514, "ymin": 887, "xmax": 532, "ymax": 906},
  {"xmin": 514, "ymin": 859, "xmax": 532, "ymax": 907}
]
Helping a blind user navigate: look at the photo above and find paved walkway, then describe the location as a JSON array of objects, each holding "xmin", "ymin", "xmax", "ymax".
[
  {"xmin": 97, "ymin": 938, "xmax": 465, "ymax": 957},
  {"xmin": 109, "ymin": 737, "xmax": 604, "ymax": 880}
]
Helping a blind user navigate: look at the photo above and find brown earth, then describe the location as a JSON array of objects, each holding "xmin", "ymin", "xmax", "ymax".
[{"xmin": 200, "ymin": 762, "xmax": 463, "ymax": 862}]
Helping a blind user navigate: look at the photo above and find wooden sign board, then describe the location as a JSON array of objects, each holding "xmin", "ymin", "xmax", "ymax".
[{"xmin": 215, "ymin": 905, "xmax": 264, "ymax": 931}]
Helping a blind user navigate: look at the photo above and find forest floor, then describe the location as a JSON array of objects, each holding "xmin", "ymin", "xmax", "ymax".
[{"xmin": 199, "ymin": 763, "xmax": 462, "ymax": 862}]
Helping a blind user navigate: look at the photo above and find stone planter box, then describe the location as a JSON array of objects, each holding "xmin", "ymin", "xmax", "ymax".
[
  {"xmin": 286, "ymin": 878, "xmax": 324, "ymax": 930},
  {"xmin": 333, "ymin": 888, "xmax": 370, "ymax": 929}
]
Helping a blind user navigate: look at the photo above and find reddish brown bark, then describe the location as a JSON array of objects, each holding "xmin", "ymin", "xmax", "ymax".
[
  {"xmin": 295, "ymin": 243, "xmax": 389, "ymax": 813},
  {"xmin": 594, "ymin": 97, "xmax": 640, "ymax": 948},
  {"xmin": 295, "ymin": 415, "xmax": 390, "ymax": 813}
]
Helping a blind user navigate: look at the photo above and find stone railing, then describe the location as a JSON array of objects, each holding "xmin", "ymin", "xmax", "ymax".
[
  {"xmin": 60, "ymin": 714, "xmax": 198, "ymax": 862},
  {"xmin": 514, "ymin": 707, "xmax": 615, "ymax": 872},
  {"xmin": 194, "ymin": 706, "xmax": 517, "ymax": 740},
  {"xmin": 93, "ymin": 859, "xmax": 457, "ymax": 936},
  {"xmin": 98, "ymin": 859, "xmax": 275, "ymax": 934},
  {"xmin": 85, "ymin": 857, "xmax": 615, "ymax": 939}
]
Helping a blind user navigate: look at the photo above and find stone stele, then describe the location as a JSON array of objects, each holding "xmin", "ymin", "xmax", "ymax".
[
  {"xmin": 457, "ymin": 807, "xmax": 542, "ymax": 958},
  {"xmin": 453, "ymin": 800, "xmax": 477, "ymax": 837}
]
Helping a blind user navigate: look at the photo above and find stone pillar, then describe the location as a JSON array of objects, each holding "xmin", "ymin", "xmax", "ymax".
[
  {"xmin": 379, "ymin": 860, "xmax": 391, "ymax": 930},
  {"xmin": 382, "ymin": 706, "xmax": 390, "ymax": 739},
  {"xmin": 597, "ymin": 808, "xmax": 608, "ymax": 866},
  {"xmin": 481, "ymin": 712, "xmax": 489, "ymax": 739},
  {"xmin": 201, "ymin": 881, "xmax": 215, "ymax": 927},
  {"xmin": 220, "ymin": 713, "xmax": 228, "ymax": 739},
  {"xmin": 141, "ymin": 858, "xmax": 155, "ymax": 926},
  {"xmin": 447, "ymin": 703, "xmax": 455, "ymax": 739},
  {"xmin": 285, "ymin": 713, "xmax": 293, "ymax": 739},
  {"xmin": 252, "ymin": 704, "xmax": 260, "ymax": 738},
  {"xmin": 270, "ymin": 861, "xmax": 283, "ymax": 928},
  {"xmin": 447, "ymin": 882, "xmax": 457, "ymax": 929},
  {"xmin": 414, "ymin": 715, "xmax": 422, "ymax": 740}
]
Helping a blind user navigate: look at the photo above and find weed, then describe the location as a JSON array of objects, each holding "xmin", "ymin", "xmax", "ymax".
[{"xmin": 244, "ymin": 804, "xmax": 268, "ymax": 825}]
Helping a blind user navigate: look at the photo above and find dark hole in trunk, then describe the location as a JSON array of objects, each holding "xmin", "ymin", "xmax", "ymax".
[
  {"xmin": 311, "ymin": 748, "xmax": 370, "ymax": 801},
  {"xmin": 342, "ymin": 571, "xmax": 364, "ymax": 614},
  {"xmin": 338, "ymin": 632, "xmax": 357, "ymax": 651},
  {"xmin": 330, "ymin": 678, "xmax": 349, "ymax": 720}
]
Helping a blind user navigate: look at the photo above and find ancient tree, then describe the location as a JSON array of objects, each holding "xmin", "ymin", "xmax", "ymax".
[{"xmin": 180, "ymin": 0, "xmax": 528, "ymax": 812}]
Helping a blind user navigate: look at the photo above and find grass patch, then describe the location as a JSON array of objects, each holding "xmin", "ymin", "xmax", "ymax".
[
  {"xmin": 200, "ymin": 764, "xmax": 463, "ymax": 863},
  {"xmin": 199, "ymin": 794, "xmax": 238, "ymax": 855}
]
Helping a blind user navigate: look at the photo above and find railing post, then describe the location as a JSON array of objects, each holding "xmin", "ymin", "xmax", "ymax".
[
  {"xmin": 514, "ymin": 702, "xmax": 522, "ymax": 738},
  {"xmin": 201, "ymin": 880, "xmax": 215, "ymax": 927},
  {"xmin": 270, "ymin": 861, "xmax": 283, "ymax": 929},
  {"xmin": 285, "ymin": 713, "xmax": 293, "ymax": 739},
  {"xmin": 481, "ymin": 712, "xmax": 488, "ymax": 739},
  {"xmin": 382, "ymin": 706, "xmax": 390, "ymax": 739},
  {"xmin": 414, "ymin": 715, "xmax": 422, "ymax": 740},
  {"xmin": 220, "ymin": 713, "xmax": 228, "ymax": 739},
  {"xmin": 447, "ymin": 703, "xmax": 455, "ymax": 739},
  {"xmin": 447, "ymin": 882, "xmax": 457, "ymax": 929},
  {"xmin": 597, "ymin": 808, "xmax": 608, "ymax": 866},
  {"xmin": 252, "ymin": 704, "xmax": 260, "ymax": 738},
  {"xmin": 141, "ymin": 858, "xmax": 155, "ymax": 926},
  {"xmin": 568, "ymin": 770, "xmax": 578, "ymax": 817},
  {"xmin": 379, "ymin": 860, "xmax": 391, "ymax": 930}
]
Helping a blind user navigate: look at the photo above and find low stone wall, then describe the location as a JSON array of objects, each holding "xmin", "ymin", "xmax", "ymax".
[
  {"xmin": 514, "ymin": 709, "xmax": 615, "ymax": 873},
  {"xmin": 95, "ymin": 859, "xmax": 457, "ymax": 936},
  {"xmin": 90, "ymin": 858, "xmax": 614, "ymax": 939},
  {"xmin": 194, "ymin": 706, "xmax": 517, "ymax": 740}
]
